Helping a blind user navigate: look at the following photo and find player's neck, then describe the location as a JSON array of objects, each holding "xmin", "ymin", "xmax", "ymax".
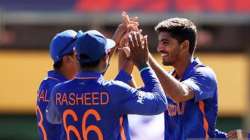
[
  {"xmin": 80, "ymin": 67, "xmax": 101, "ymax": 73},
  {"xmin": 174, "ymin": 55, "xmax": 192, "ymax": 79},
  {"xmin": 56, "ymin": 68, "xmax": 74, "ymax": 80}
]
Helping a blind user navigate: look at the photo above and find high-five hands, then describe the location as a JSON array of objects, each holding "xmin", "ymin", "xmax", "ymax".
[
  {"xmin": 117, "ymin": 12, "xmax": 139, "ymax": 75},
  {"xmin": 112, "ymin": 11, "xmax": 139, "ymax": 47},
  {"xmin": 128, "ymin": 31, "xmax": 149, "ymax": 70}
]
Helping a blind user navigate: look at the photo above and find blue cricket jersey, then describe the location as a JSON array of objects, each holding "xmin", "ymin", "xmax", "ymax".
[
  {"xmin": 164, "ymin": 57, "xmax": 226, "ymax": 139},
  {"xmin": 36, "ymin": 70, "xmax": 67, "ymax": 140},
  {"xmin": 47, "ymin": 67, "xmax": 167, "ymax": 140}
]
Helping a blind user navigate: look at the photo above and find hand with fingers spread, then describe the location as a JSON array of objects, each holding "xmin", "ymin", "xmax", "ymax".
[
  {"xmin": 117, "ymin": 12, "xmax": 139, "ymax": 77},
  {"xmin": 119, "ymin": 14, "xmax": 140, "ymax": 48},
  {"xmin": 110, "ymin": 12, "xmax": 139, "ymax": 62},
  {"xmin": 112, "ymin": 11, "xmax": 139, "ymax": 47},
  {"xmin": 128, "ymin": 31, "xmax": 149, "ymax": 70}
]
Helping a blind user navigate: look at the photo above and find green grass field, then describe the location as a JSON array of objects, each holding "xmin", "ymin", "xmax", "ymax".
[{"xmin": 0, "ymin": 115, "xmax": 243, "ymax": 140}]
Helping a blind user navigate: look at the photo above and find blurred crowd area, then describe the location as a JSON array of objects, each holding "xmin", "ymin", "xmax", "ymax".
[{"xmin": 0, "ymin": 0, "xmax": 249, "ymax": 140}]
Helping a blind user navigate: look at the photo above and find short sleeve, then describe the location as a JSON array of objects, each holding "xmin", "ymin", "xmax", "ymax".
[{"xmin": 182, "ymin": 67, "xmax": 217, "ymax": 102}]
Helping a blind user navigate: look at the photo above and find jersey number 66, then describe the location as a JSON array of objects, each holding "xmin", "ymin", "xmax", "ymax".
[{"xmin": 63, "ymin": 109, "xmax": 104, "ymax": 140}]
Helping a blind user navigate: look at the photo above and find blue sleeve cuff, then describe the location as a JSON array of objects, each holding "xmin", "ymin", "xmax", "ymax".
[
  {"xmin": 115, "ymin": 69, "xmax": 132, "ymax": 84},
  {"xmin": 248, "ymin": 133, "xmax": 250, "ymax": 138},
  {"xmin": 214, "ymin": 129, "xmax": 227, "ymax": 138}
]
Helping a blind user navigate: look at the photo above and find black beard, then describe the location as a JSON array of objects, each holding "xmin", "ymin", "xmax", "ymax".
[{"xmin": 162, "ymin": 60, "xmax": 173, "ymax": 66}]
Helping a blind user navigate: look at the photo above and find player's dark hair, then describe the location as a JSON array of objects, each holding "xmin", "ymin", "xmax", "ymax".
[
  {"xmin": 53, "ymin": 60, "xmax": 63, "ymax": 70},
  {"xmin": 155, "ymin": 18, "xmax": 197, "ymax": 55},
  {"xmin": 78, "ymin": 54, "xmax": 104, "ymax": 69},
  {"xmin": 53, "ymin": 52, "xmax": 74, "ymax": 70}
]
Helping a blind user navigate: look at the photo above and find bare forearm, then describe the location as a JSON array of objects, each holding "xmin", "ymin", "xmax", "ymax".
[{"xmin": 148, "ymin": 54, "xmax": 192, "ymax": 102}]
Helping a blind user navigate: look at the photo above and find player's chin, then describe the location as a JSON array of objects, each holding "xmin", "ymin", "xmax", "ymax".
[
  {"xmin": 162, "ymin": 60, "xmax": 172, "ymax": 66},
  {"xmin": 162, "ymin": 58, "xmax": 172, "ymax": 66}
]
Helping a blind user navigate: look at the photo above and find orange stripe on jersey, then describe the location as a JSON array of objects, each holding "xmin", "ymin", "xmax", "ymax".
[
  {"xmin": 75, "ymin": 77, "xmax": 98, "ymax": 80},
  {"xmin": 198, "ymin": 101, "xmax": 209, "ymax": 140},
  {"xmin": 119, "ymin": 117, "xmax": 126, "ymax": 140}
]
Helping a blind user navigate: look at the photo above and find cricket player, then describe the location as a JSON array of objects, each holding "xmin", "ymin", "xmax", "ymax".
[
  {"xmin": 36, "ymin": 30, "xmax": 79, "ymax": 140},
  {"xmin": 148, "ymin": 18, "xmax": 227, "ymax": 139},
  {"xmin": 37, "ymin": 12, "xmax": 139, "ymax": 140},
  {"xmin": 46, "ymin": 30, "xmax": 167, "ymax": 140},
  {"xmin": 120, "ymin": 17, "xmax": 227, "ymax": 139}
]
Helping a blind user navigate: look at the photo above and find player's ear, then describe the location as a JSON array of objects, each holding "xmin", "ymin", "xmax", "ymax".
[
  {"xmin": 62, "ymin": 55, "xmax": 73, "ymax": 63},
  {"xmin": 180, "ymin": 40, "xmax": 189, "ymax": 53}
]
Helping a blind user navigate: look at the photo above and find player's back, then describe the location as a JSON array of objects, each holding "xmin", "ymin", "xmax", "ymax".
[
  {"xmin": 37, "ymin": 70, "xmax": 66, "ymax": 140},
  {"xmin": 49, "ymin": 69, "xmax": 167, "ymax": 140},
  {"xmin": 54, "ymin": 73, "xmax": 130, "ymax": 140}
]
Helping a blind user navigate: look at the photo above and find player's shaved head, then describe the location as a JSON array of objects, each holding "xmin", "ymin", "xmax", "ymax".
[{"xmin": 155, "ymin": 18, "xmax": 197, "ymax": 55}]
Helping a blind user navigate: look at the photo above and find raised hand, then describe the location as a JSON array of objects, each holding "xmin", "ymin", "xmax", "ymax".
[
  {"xmin": 109, "ymin": 12, "xmax": 139, "ymax": 61},
  {"xmin": 128, "ymin": 31, "xmax": 149, "ymax": 70},
  {"xmin": 117, "ymin": 12, "xmax": 139, "ymax": 75},
  {"xmin": 112, "ymin": 11, "xmax": 139, "ymax": 47}
]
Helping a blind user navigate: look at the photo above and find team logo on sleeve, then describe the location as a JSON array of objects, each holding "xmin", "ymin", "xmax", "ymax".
[{"xmin": 136, "ymin": 91, "xmax": 154, "ymax": 104}]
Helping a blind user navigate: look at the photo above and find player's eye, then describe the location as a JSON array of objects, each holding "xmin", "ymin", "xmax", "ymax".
[{"xmin": 162, "ymin": 41, "xmax": 169, "ymax": 46}]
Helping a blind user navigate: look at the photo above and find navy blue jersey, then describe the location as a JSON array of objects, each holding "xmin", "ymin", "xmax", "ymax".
[
  {"xmin": 47, "ymin": 67, "xmax": 167, "ymax": 140},
  {"xmin": 164, "ymin": 57, "xmax": 226, "ymax": 139},
  {"xmin": 36, "ymin": 70, "xmax": 67, "ymax": 140}
]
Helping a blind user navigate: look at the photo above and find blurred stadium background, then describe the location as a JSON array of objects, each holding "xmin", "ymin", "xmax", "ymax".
[{"xmin": 0, "ymin": 0, "xmax": 249, "ymax": 139}]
